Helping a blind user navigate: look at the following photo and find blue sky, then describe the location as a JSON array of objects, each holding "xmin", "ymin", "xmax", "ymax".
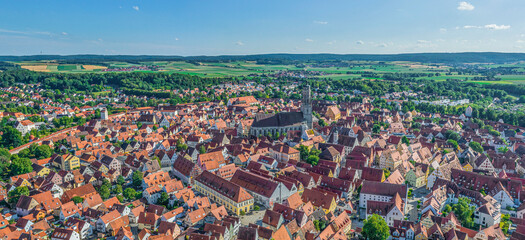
[{"xmin": 1, "ymin": 0, "xmax": 524, "ymax": 55}]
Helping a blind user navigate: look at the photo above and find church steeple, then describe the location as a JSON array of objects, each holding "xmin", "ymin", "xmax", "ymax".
[{"xmin": 301, "ymin": 85, "xmax": 313, "ymax": 129}]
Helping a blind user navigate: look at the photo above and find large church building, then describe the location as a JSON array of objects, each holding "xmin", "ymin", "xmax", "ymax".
[{"xmin": 249, "ymin": 85, "xmax": 313, "ymax": 136}]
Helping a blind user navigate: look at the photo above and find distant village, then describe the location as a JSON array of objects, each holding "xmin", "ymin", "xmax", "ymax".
[{"xmin": 0, "ymin": 81, "xmax": 523, "ymax": 240}]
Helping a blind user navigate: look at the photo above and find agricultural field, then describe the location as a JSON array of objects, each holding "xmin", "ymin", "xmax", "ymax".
[
  {"xmin": 18, "ymin": 62, "xmax": 107, "ymax": 73},
  {"xmin": 10, "ymin": 60, "xmax": 525, "ymax": 85}
]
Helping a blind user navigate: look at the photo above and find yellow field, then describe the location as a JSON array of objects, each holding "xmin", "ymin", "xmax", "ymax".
[
  {"xmin": 21, "ymin": 65, "xmax": 50, "ymax": 72},
  {"xmin": 82, "ymin": 65, "xmax": 107, "ymax": 70}
]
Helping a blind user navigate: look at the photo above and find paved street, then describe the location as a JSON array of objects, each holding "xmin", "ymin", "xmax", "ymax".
[
  {"xmin": 406, "ymin": 187, "xmax": 430, "ymax": 222},
  {"xmin": 240, "ymin": 209, "xmax": 265, "ymax": 226}
]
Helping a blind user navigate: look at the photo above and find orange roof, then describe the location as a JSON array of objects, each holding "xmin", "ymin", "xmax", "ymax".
[{"xmin": 100, "ymin": 210, "xmax": 121, "ymax": 224}]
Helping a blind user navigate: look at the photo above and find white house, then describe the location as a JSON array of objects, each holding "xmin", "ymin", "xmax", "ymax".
[{"xmin": 15, "ymin": 120, "xmax": 36, "ymax": 135}]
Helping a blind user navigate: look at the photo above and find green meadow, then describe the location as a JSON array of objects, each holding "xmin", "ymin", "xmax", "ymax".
[{"xmin": 10, "ymin": 60, "xmax": 525, "ymax": 85}]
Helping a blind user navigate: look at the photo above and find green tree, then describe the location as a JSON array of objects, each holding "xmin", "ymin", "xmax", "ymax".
[
  {"xmin": 362, "ymin": 214, "xmax": 390, "ymax": 240},
  {"xmin": 0, "ymin": 149, "xmax": 10, "ymax": 180},
  {"xmin": 297, "ymin": 145, "xmax": 310, "ymax": 161},
  {"xmin": 8, "ymin": 186, "xmax": 29, "ymax": 205},
  {"xmin": 0, "ymin": 126, "xmax": 23, "ymax": 148},
  {"xmin": 489, "ymin": 129, "xmax": 500, "ymax": 137},
  {"xmin": 11, "ymin": 156, "xmax": 33, "ymax": 176},
  {"xmin": 99, "ymin": 184, "xmax": 111, "ymax": 199},
  {"xmin": 132, "ymin": 171, "xmax": 143, "ymax": 189},
  {"xmin": 158, "ymin": 192, "xmax": 169, "ymax": 206},
  {"xmin": 445, "ymin": 130, "xmax": 461, "ymax": 141},
  {"xmin": 71, "ymin": 196, "xmax": 84, "ymax": 204},
  {"xmin": 469, "ymin": 141, "xmax": 484, "ymax": 153},
  {"xmin": 34, "ymin": 145, "xmax": 52, "ymax": 159},
  {"xmin": 372, "ymin": 124, "xmax": 381, "ymax": 134},
  {"xmin": 124, "ymin": 188, "xmax": 137, "ymax": 200},
  {"xmin": 176, "ymin": 139, "xmax": 188, "ymax": 151},
  {"xmin": 117, "ymin": 175, "xmax": 126, "ymax": 186},
  {"xmin": 318, "ymin": 119, "xmax": 327, "ymax": 127},
  {"xmin": 447, "ymin": 139, "xmax": 459, "ymax": 150},
  {"xmin": 112, "ymin": 185, "xmax": 123, "ymax": 195},
  {"xmin": 442, "ymin": 197, "xmax": 476, "ymax": 229},
  {"xmin": 402, "ymin": 136, "xmax": 410, "ymax": 145},
  {"xmin": 199, "ymin": 145, "xmax": 206, "ymax": 154},
  {"xmin": 500, "ymin": 214, "xmax": 512, "ymax": 235},
  {"xmin": 498, "ymin": 146, "xmax": 509, "ymax": 153},
  {"xmin": 306, "ymin": 155, "xmax": 319, "ymax": 166}
]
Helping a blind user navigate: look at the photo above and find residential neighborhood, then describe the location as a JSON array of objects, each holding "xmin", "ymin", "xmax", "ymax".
[{"xmin": 0, "ymin": 81, "xmax": 523, "ymax": 240}]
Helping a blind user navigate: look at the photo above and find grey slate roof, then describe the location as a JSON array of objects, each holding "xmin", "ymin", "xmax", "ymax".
[{"xmin": 252, "ymin": 112, "xmax": 304, "ymax": 128}]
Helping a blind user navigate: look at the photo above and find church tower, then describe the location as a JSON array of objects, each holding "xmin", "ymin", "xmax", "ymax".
[
  {"xmin": 101, "ymin": 108, "xmax": 108, "ymax": 120},
  {"xmin": 301, "ymin": 85, "xmax": 313, "ymax": 129}
]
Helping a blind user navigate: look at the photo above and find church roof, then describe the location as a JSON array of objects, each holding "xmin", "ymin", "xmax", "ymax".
[{"xmin": 252, "ymin": 112, "xmax": 304, "ymax": 128}]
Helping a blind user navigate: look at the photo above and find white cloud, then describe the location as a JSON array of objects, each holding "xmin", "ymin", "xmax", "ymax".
[
  {"xmin": 417, "ymin": 40, "xmax": 431, "ymax": 44},
  {"xmin": 235, "ymin": 41, "xmax": 244, "ymax": 46},
  {"xmin": 484, "ymin": 24, "xmax": 510, "ymax": 30},
  {"xmin": 61, "ymin": 32, "xmax": 68, "ymax": 36},
  {"xmin": 440, "ymin": 28, "xmax": 447, "ymax": 33},
  {"xmin": 132, "ymin": 6, "xmax": 140, "ymax": 11},
  {"xmin": 305, "ymin": 38, "xmax": 314, "ymax": 42},
  {"xmin": 463, "ymin": 24, "xmax": 510, "ymax": 30},
  {"xmin": 458, "ymin": 2, "xmax": 474, "ymax": 11},
  {"xmin": 313, "ymin": 21, "xmax": 328, "ymax": 25},
  {"xmin": 327, "ymin": 40, "xmax": 336, "ymax": 45},
  {"xmin": 0, "ymin": 28, "xmax": 53, "ymax": 37},
  {"xmin": 356, "ymin": 40, "xmax": 364, "ymax": 45},
  {"xmin": 378, "ymin": 43, "xmax": 388, "ymax": 48},
  {"xmin": 517, "ymin": 40, "xmax": 525, "ymax": 43},
  {"xmin": 175, "ymin": 38, "xmax": 179, "ymax": 41}
]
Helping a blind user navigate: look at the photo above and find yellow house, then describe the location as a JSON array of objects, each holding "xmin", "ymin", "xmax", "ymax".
[
  {"xmin": 85, "ymin": 175, "xmax": 97, "ymax": 184},
  {"xmin": 34, "ymin": 210, "xmax": 46, "ymax": 221},
  {"xmin": 322, "ymin": 198, "xmax": 337, "ymax": 214},
  {"xmin": 33, "ymin": 164, "xmax": 51, "ymax": 177},
  {"xmin": 325, "ymin": 106, "xmax": 341, "ymax": 122},
  {"xmin": 462, "ymin": 163, "xmax": 473, "ymax": 172},
  {"xmin": 17, "ymin": 178, "xmax": 32, "ymax": 188},
  {"xmin": 97, "ymin": 164, "xmax": 109, "ymax": 174},
  {"xmin": 194, "ymin": 171, "xmax": 254, "ymax": 215},
  {"xmin": 52, "ymin": 154, "xmax": 80, "ymax": 171}
]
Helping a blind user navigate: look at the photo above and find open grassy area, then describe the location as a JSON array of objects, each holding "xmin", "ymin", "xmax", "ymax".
[
  {"xmin": 57, "ymin": 65, "xmax": 79, "ymax": 71},
  {"xmin": 10, "ymin": 60, "xmax": 525, "ymax": 85},
  {"xmin": 465, "ymin": 80, "xmax": 514, "ymax": 85},
  {"xmin": 499, "ymin": 75, "xmax": 525, "ymax": 84}
]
